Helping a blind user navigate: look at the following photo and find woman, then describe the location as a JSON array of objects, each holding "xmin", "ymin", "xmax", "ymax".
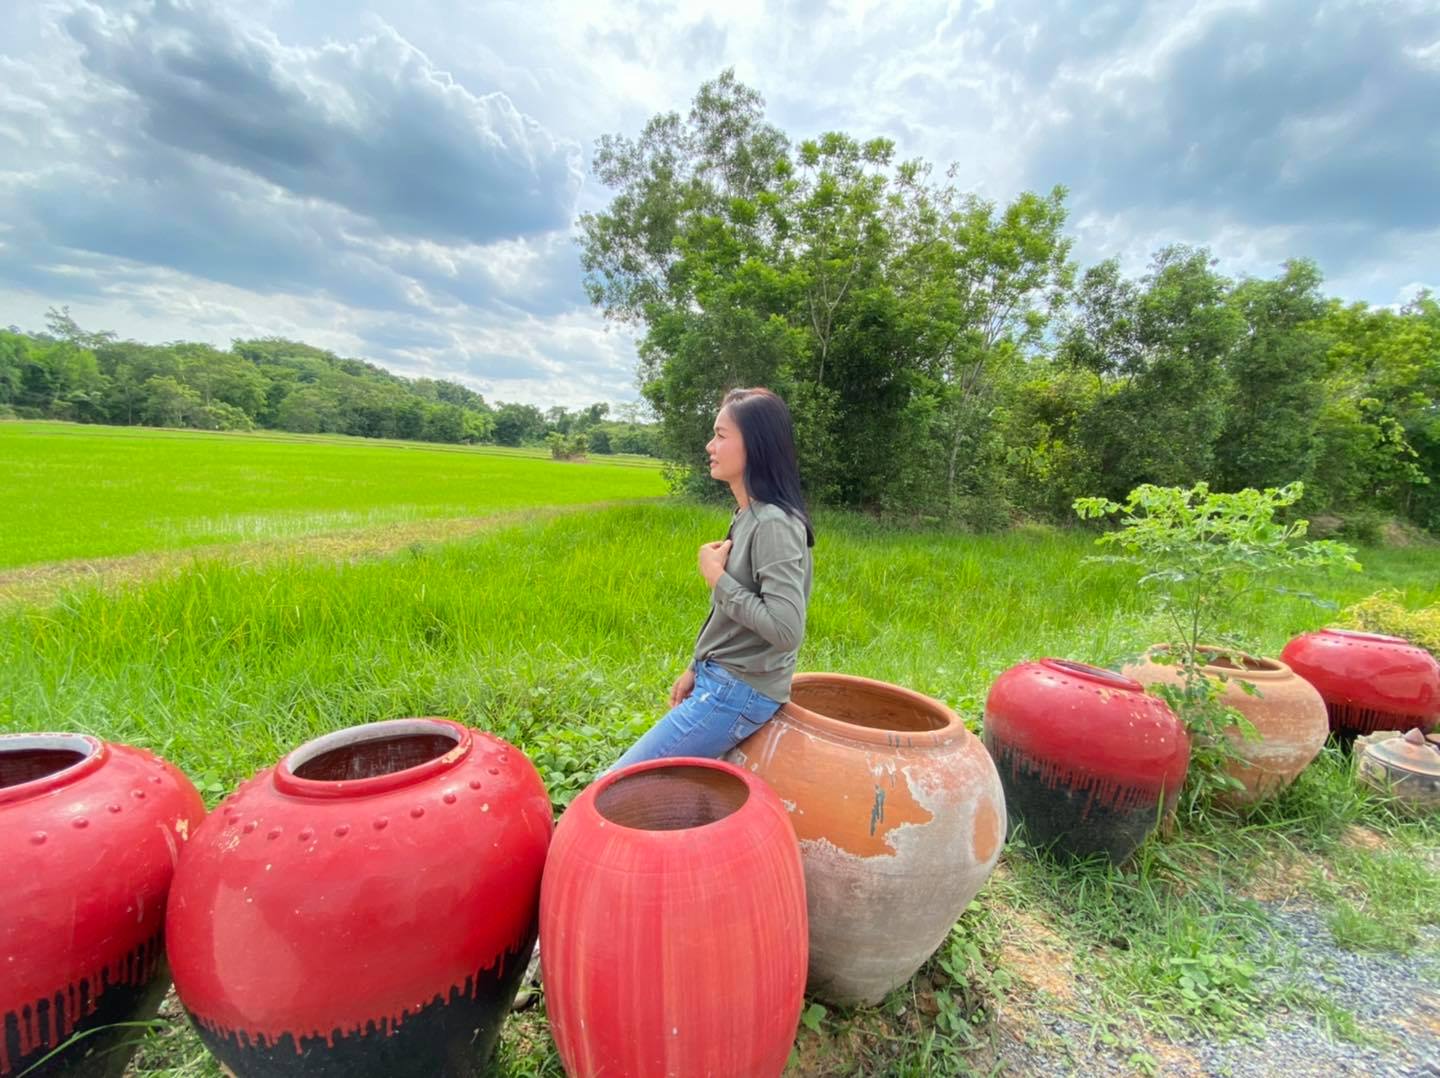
[
  {"xmin": 515, "ymin": 388, "xmax": 816, "ymax": 1006},
  {"xmin": 609, "ymin": 386, "xmax": 815, "ymax": 771}
]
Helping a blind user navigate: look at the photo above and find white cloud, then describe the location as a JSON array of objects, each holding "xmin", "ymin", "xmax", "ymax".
[{"xmin": 1, "ymin": 0, "xmax": 1436, "ymax": 408}]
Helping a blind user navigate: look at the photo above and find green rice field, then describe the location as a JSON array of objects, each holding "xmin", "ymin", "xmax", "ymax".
[{"xmin": 0, "ymin": 421, "xmax": 666, "ymax": 568}]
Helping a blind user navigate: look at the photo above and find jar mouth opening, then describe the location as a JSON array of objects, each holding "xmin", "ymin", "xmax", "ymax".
[
  {"xmin": 1041, "ymin": 658, "xmax": 1144, "ymax": 692},
  {"xmin": 276, "ymin": 719, "xmax": 470, "ymax": 798},
  {"xmin": 790, "ymin": 676, "xmax": 955, "ymax": 734},
  {"xmin": 0, "ymin": 733, "xmax": 106, "ymax": 803},
  {"xmin": 1324, "ymin": 628, "xmax": 1409, "ymax": 645},
  {"xmin": 1198, "ymin": 649, "xmax": 1283, "ymax": 674},
  {"xmin": 595, "ymin": 763, "xmax": 749, "ymax": 831}
]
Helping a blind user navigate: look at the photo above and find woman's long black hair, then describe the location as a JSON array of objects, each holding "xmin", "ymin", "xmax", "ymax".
[{"xmin": 721, "ymin": 387, "xmax": 815, "ymax": 547}]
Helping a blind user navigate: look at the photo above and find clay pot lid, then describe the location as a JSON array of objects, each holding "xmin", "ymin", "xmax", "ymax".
[{"xmin": 1359, "ymin": 728, "xmax": 1440, "ymax": 777}]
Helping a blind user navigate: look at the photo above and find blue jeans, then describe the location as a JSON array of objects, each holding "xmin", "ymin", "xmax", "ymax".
[{"xmin": 607, "ymin": 660, "xmax": 783, "ymax": 773}]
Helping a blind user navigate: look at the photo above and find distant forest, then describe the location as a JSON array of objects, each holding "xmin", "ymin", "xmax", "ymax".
[{"xmin": 0, "ymin": 309, "xmax": 661, "ymax": 458}]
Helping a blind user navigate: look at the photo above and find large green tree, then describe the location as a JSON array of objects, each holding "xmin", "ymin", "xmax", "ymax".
[{"xmin": 579, "ymin": 71, "xmax": 1071, "ymax": 520}]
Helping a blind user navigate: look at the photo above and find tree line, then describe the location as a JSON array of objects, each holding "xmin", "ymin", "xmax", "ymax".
[
  {"xmin": 578, "ymin": 72, "xmax": 1439, "ymax": 536},
  {"xmin": 0, "ymin": 314, "xmax": 662, "ymax": 458}
]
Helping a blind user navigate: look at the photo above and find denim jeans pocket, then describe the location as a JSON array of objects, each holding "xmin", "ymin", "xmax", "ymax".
[{"xmin": 726, "ymin": 688, "xmax": 782, "ymax": 743}]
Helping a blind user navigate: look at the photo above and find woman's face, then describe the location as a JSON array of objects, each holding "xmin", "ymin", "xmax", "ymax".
[{"xmin": 706, "ymin": 408, "xmax": 746, "ymax": 485}]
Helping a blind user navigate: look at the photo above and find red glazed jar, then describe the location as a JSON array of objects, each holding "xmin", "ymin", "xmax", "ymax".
[
  {"xmin": 540, "ymin": 758, "xmax": 807, "ymax": 1078},
  {"xmin": 983, "ymin": 659, "xmax": 1190, "ymax": 863},
  {"xmin": 1281, "ymin": 629, "xmax": 1440, "ymax": 736},
  {"xmin": 166, "ymin": 718, "xmax": 551, "ymax": 1078},
  {"xmin": 2, "ymin": 732, "xmax": 205, "ymax": 1078}
]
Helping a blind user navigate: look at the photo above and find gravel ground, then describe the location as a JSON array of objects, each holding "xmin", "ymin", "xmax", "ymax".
[{"xmin": 989, "ymin": 902, "xmax": 1439, "ymax": 1077}]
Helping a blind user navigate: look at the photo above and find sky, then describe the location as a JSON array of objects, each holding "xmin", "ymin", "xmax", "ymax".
[{"xmin": 2, "ymin": 0, "xmax": 1436, "ymax": 408}]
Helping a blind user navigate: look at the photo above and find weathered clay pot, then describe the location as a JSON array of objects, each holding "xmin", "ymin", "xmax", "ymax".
[
  {"xmin": 984, "ymin": 659, "xmax": 1189, "ymax": 864},
  {"xmin": 726, "ymin": 673, "xmax": 1006, "ymax": 1006},
  {"xmin": 1354, "ymin": 729, "xmax": 1440, "ymax": 812},
  {"xmin": 2, "ymin": 732, "xmax": 205, "ymax": 1078},
  {"xmin": 167, "ymin": 718, "xmax": 552, "ymax": 1077},
  {"xmin": 540, "ymin": 758, "xmax": 807, "ymax": 1077},
  {"xmin": 1122, "ymin": 647, "xmax": 1328, "ymax": 806},
  {"xmin": 1281, "ymin": 629, "xmax": 1440, "ymax": 736}
]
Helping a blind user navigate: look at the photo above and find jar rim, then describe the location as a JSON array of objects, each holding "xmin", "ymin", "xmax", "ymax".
[
  {"xmin": 591, "ymin": 758, "xmax": 754, "ymax": 834},
  {"xmin": 782, "ymin": 672, "xmax": 965, "ymax": 747},
  {"xmin": 1040, "ymin": 658, "xmax": 1145, "ymax": 692},
  {"xmin": 0, "ymin": 732, "xmax": 109, "ymax": 806},
  {"xmin": 273, "ymin": 718, "xmax": 471, "ymax": 799}
]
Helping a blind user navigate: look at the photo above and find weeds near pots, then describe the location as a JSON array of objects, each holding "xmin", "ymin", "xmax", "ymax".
[
  {"xmin": 1075, "ymin": 481, "xmax": 1360, "ymax": 806},
  {"xmin": 5, "ymin": 502, "xmax": 1437, "ymax": 1075}
]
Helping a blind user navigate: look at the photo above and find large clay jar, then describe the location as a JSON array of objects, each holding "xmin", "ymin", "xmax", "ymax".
[
  {"xmin": 540, "ymin": 757, "xmax": 806, "ymax": 1078},
  {"xmin": 166, "ymin": 718, "xmax": 551, "ymax": 1078},
  {"xmin": 726, "ymin": 673, "xmax": 1006, "ymax": 1007},
  {"xmin": 984, "ymin": 659, "xmax": 1189, "ymax": 864},
  {"xmin": 1281, "ymin": 629, "xmax": 1440, "ymax": 736},
  {"xmin": 2, "ymin": 732, "xmax": 205, "ymax": 1078},
  {"xmin": 1122, "ymin": 647, "xmax": 1328, "ymax": 806}
]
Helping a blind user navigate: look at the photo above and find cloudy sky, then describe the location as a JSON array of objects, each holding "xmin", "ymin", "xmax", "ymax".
[{"xmin": 3, "ymin": 0, "xmax": 1436, "ymax": 408}]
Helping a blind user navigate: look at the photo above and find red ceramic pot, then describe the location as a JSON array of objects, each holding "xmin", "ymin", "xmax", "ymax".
[
  {"xmin": 166, "ymin": 718, "xmax": 551, "ymax": 1078},
  {"xmin": 983, "ymin": 659, "xmax": 1190, "ymax": 863},
  {"xmin": 540, "ymin": 758, "xmax": 807, "ymax": 1078},
  {"xmin": 1281, "ymin": 629, "xmax": 1440, "ymax": 736},
  {"xmin": 2, "ymin": 732, "xmax": 205, "ymax": 1078}
]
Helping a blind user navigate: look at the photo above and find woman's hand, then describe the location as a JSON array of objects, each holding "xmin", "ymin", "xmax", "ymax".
[
  {"xmin": 669, "ymin": 667, "xmax": 696, "ymax": 707},
  {"xmin": 698, "ymin": 538, "xmax": 732, "ymax": 588}
]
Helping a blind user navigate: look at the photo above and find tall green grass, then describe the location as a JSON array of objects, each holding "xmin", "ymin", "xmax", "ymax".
[
  {"xmin": 3, "ymin": 504, "xmax": 1437, "ymax": 1076},
  {"xmin": 0, "ymin": 421, "xmax": 665, "ymax": 568}
]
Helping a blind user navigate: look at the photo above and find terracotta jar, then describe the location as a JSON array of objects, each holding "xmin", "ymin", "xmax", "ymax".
[
  {"xmin": 726, "ymin": 672, "xmax": 1005, "ymax": 1006},
  {"xmin": 166, "ymin": 718, "xmax": 551, "ymax": 1077},
  {"xmin": 1281, "ymin": 629, "xmax": 1440, "ymax": 736},
  {"xmin": 1354, "ymin": 728, "xmax": 1440, "ymax": 812},
  {"xmin": 2, "ymin": 732, "xmax": 205, "ymax": 1078},
  {"xmin": 1122, "ymin": 647, "xmax": 1328, "ymax": 805},
  {"xmin": 984, "ymin": 659, "xmax": 1189, "ymax": 864},
  {"xmin": 540, "ymin": 757, "xmax": 807, "ymax": 1078}
]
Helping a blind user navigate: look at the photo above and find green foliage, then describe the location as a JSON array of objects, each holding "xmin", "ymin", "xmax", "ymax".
[
  {"xmin": 1338, "ymin": 589, "xmax": 1440, "ymax": 657},
  {"xmin": 577, "ymin": 73, "xmax": 1440, "ymax": 532},
  {"xmin": 579, "ymin": 70, "xmax": 1072, "ymax": 522},
  {"xmin": 1, "ymin": 319, "xmax": 662, "ymax": 456},
  {"xmin": 545, "ymin": 432, "xmax": 589, "ymax": 460},
  {"xmin": 1076, "ymin": 481, "xmax": 1360, "ymax": 803}
]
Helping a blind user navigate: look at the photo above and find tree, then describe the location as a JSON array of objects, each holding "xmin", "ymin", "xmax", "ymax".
[
  {"xmin": 579, "ymin": 71, "xmax": 1073, "ymax": 521},
  {"xmin": 140, "ymin": 375, "xmax": 203, "ymax": 427},
  {"xmin": 0, "ymin": 332, "xmax": 28, "ymax": 406},
  {"xmin": 1216, "ymin": 261, "xmax": 1328, "ymax": 493},
  {"xmin": 493, "ymin": 402, "xmax": 546, "ymax": 446},
  {"xmin": 1063, "ymin": 247, "xmax": 1241, "ymax": 501}
]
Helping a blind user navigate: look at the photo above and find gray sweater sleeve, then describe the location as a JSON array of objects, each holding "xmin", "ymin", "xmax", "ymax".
[{"xmin": 711, "ymin": 517, "xmax": 808, "ymax": 650}]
